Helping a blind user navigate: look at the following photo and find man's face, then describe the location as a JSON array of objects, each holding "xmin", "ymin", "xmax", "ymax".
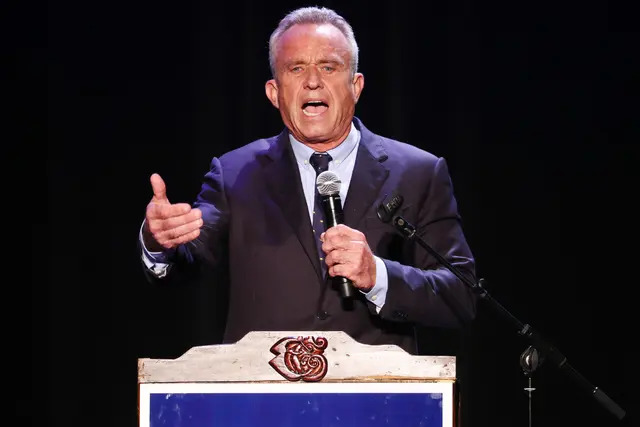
[{"xmin": 266, "ymin": 23, "xmax": 364, "ymax": 149}]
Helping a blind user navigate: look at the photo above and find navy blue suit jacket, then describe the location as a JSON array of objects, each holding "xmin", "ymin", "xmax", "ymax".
[{"xmin": 154, "ymin": 117, "xmax": 477, "ymax": 354}]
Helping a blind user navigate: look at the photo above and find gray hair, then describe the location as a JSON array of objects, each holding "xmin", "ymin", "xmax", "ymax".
[{"xmin": 268, "ymin": 7, "xmax": 359, "ymax": 78}]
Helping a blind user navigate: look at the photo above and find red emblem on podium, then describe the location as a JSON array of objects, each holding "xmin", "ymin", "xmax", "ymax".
[{"xmin": 269, "ymin": 336, "xmax": 329, "ymax": 382}]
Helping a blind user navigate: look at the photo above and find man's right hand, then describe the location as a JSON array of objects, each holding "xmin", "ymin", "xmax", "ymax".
[{"xmin": 143, "ymin": 173, "xmax": 203, "ymax": 251}]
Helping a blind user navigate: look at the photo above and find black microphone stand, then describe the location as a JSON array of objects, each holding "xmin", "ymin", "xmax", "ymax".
[{"xmin": 388, "ymin": 213, "xmax": 626, "ymax": 423}]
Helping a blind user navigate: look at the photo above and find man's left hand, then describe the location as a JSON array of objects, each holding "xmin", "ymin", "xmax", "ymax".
[{"xmin": 321, "ymin": 224, "xmax": 376, "ymax": 292}]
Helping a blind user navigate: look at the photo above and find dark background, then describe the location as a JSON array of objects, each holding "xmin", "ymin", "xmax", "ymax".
[{"xmin": 27, "ymin": 0, "xmax": 638, "ymax": 426}]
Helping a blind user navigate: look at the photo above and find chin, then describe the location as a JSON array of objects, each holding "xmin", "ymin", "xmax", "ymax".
[{"xmin": 301, "ymin": 128, "xmax": 333, "ymax": 143}]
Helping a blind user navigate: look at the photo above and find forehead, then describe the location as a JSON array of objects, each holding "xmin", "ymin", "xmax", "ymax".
[{"xmin": 275, "ymin": 23, "xmax": 351, "ymax": 63}]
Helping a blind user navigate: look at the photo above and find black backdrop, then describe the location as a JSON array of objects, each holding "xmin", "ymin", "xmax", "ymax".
[{"xmin": 30, "ymin": 0, "xmax": 639, "ymax": 426}]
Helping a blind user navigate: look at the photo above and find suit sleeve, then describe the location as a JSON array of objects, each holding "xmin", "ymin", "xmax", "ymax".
[
  {"xmin": 377, "ymin": 157, "xmax": 478, "ymax": 328},
  {"xmin": 188, "ymin": 157, "xmax": 231, "ymax": 266}
]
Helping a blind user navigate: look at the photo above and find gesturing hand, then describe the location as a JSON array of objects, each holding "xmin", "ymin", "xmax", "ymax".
[
  {"xmin": 321, "ymin": 224, "xmax": 376, "ymax": 292},
  {"xmin": 143, "ymin": 173, "xmax": 202, "ymax": 251}
]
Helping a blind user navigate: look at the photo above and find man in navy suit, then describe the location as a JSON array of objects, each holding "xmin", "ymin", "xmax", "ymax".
[{"xmin": 140, "ymin": 6, "xmax": 478, "ymax": 354}]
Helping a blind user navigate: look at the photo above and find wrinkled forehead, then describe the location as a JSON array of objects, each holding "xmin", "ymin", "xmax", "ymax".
[{"xmin": 274, "ymin": 23, "xmax": 351, "ymax": 66}]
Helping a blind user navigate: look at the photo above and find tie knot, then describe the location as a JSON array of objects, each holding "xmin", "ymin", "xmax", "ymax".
[{"xmin": 309, "ymin": 152, "xmax": 332, "ymax": 176}]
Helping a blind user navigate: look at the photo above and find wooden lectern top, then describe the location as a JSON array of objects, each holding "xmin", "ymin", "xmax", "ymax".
[
  {"xmin": 138, "ymin": 331, "xmax": 458, "ymax": 427},
  {"xmin": 138, "ymin": 330, "xmax": 456, "ymax": 384}
]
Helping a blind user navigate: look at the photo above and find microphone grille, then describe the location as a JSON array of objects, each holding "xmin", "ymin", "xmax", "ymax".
[{"xmin": 316, "ymin": 170, "xmax": 341, "ymax": 196}]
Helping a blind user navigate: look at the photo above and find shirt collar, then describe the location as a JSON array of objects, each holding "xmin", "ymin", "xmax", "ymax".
[{"xmin": 289, "ymin": 122, "xmax": 360, "ymax": 167}]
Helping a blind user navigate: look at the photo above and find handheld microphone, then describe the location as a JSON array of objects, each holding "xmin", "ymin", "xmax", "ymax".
[{"xmin": 316, "ymin": 170, "xmax": 355, "ymax": 299}]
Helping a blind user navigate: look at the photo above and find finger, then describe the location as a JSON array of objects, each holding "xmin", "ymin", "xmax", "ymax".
[
  {"xmin": 322, "ymin": 234, "xmax": 358, "ymax": 253},
  {"xmin": 327, "ymin": 245, "xmax": 364, "ymax": 266},
  {"xmin": 147, "ymin": 202, "xmax": 193, "ymax": 220},
  {"xmin": 328, "ymin": 263, "xmax": 353, "ymax": 280},
  {"xmin": 323, "ymin": 225, "xmax": 364, "ymax": 248},
  {"xmin": 324, "ymin": 247, "xmax": 346, "ymax": 267},
  {"xmin": 150, "ymin": 173, "xmax": 168, "ymax": 201},
  {"xmin": 163, "ymin": 228, "xmax": 202, "ymax": 249},
  {"xmin": 327, "ymin": 255, "xmax": 374, "ymax": 291},
  {"xmin": 147, "ymin": 211, "xmax": 201, "ymax": 238},
  {"xmin": 321, "ymin": 237, "xmax": 338, "ymax": 252},
  {"xmin": 153, "ymin": 218, "xmax": 203, "ymax": 246},
  {"xmin": 324, "ymin": 224, "xmax": 354, "ymax": 238},
  {"xmin": 160, "ymin": 208, "xmax": 202, "ymax": 229}
]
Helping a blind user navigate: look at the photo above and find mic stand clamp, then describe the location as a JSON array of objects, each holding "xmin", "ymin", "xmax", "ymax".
[{"xmin": 520, "ymin": 346, "xmax": 539, "ymax": 427}]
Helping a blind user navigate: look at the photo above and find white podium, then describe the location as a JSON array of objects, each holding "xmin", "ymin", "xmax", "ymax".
[{"xmin": 138, "ymin": 331, "xmax": 458, "ymax": 427}]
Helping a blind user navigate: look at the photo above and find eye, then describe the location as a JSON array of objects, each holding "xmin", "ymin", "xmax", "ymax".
[
  {"xmin": 290, "ymin": 66, "xmax": 304, "ymax": 73},
  {"xmin": 321, "ymin": 65, "xmax": 335, "ymax": 73}
]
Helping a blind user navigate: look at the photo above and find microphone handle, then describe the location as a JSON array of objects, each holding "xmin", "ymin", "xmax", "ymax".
[
  {"xmin": 321, "ymin": 194, "xmax": 355, "ymax": 298},
  {"xmin": 335, "ymin": 276, "xmax": 355, "ymax": 299},
  {"xmin": 322, "ymin": 194, "xmax": 344, "ymax": 227}
]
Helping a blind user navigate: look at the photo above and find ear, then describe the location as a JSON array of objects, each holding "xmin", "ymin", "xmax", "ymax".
[
  {"xmin": 265, "ymin": 79, "xmax": 279, "ymax": 108},
  {"xmin": 352, "ymin": 73, "xmax": 365, "ymax": 104}
]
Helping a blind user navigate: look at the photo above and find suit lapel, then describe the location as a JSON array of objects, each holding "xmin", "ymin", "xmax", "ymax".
[
  {"xmin": 260, "ymin": 119, "xmax": 389, "ymax": 280},
  {"xmin": 262, "ymin": 130, "xmax": 324, "ymax": 279},
  {"xmin": 343, "ymin": 119, "xmax": 390, "ymax": 228}
]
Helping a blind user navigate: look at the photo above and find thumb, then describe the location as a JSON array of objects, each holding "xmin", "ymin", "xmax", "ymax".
[{"xmin": 150, "ymin": 173, "xmax": 169, "ymax": 203}]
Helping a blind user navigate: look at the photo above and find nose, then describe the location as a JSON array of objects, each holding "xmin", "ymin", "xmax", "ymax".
[{"xmin": 303, "ymin": 66, "xmax": 323, "ymax": 90}]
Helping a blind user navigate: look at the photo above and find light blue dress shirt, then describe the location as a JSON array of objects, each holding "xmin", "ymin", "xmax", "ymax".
[{"xmin": 141, "ymin": 122, "xmax": 388, "ymax": 310}]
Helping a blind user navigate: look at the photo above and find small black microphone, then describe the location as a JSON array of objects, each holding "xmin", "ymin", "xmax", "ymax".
[
  {"xmin": 316, "ymin": 170, "xmax": 355, "ymax": 299},
  {"xmin": 377, "ymin": 193, "xmax": 404, "ymax": 223}
]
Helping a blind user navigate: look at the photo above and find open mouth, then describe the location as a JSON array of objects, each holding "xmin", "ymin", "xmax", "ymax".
[{"xmin": 302, "ymin": 100, "xmax": 328, "ymax": 116}]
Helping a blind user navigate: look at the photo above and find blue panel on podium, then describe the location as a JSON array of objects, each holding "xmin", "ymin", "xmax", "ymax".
[{"xmin": 139, "ymin": 382, "xmax": 452, "ymax": 427}]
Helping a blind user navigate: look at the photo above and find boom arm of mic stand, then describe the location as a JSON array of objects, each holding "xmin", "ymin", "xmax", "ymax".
[{"xmin": 391, "ymin": 215, "xmax": 626, "ymax": 421}]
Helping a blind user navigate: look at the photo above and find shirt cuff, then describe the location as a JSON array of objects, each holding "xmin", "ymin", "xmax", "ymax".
[
  {"xmin": 139, "ymin": 221, "xmax": 173, "ymax": 277},
  {"xmin": 361, "ymin": 256, "xmax": 388, "ymax": 313}
]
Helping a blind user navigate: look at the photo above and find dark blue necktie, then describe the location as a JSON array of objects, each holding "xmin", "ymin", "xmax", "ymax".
[{"xmin": 309, "ymin": 152, "xmax": 332, "ymax": 277}]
